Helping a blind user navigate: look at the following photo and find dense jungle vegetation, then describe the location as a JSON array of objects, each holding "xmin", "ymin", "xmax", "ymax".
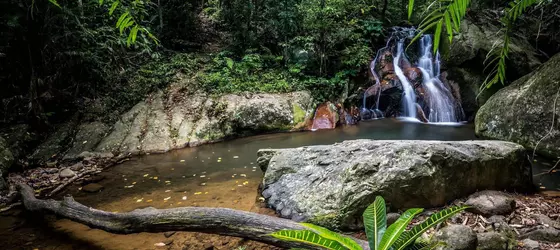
[{"xmin": 1, "ymin": 0, "xmax": 559, "ymax": 132}]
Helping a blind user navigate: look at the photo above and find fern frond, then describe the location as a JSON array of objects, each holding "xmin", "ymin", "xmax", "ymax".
[
  {"xmin": 481, "ymin": 0, "xmax": 542, "ymax": 90},
  {"xmin": 409, "ymin": 0, "xmax": 471, "ymax": 53}
]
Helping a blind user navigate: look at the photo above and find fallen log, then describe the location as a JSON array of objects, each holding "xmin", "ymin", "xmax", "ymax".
[{"xmin": 17, "ymin": 183, "xmax": 369, "ymax": 249}]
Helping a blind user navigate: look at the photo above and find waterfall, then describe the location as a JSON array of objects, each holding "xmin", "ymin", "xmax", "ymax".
[
  {"xmin": 362, "ymin": 28, "xmax": 463, "ymax": 123},
  {"xmin": 417, "ymin": 35, "xmax": 460, "ymax": 123},
  {"xmin": 393, "ymin": 40, "xmax": 417, "ymax": 118}
]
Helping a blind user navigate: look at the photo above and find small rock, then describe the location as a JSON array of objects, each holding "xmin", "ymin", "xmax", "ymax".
[
  {"xmin": 520, "ymin": 227, "xmax": 560, "ymax": 243},
  {"xmin": 84, "ymin": 175, "xmax": 105, "ymax": 184},
  {"xmin": 202, "ymin": 243, "xmax": 213, "ymax": 250},
  {"xmin": 163, "ymin": 239, "xmax": 173, "ymax": 245},
  {"xmin": 521, "ymin": 239, "xmax": 540, "ymax": 249},
  {"xmin": 465, "ymin": 191, "xmax": 515, "ymax": 216},
  {"xmin": 164, "ymin": 231, "xmax": 176, "ymax": 238},
  {"xmin": 532, "ymin": 214, "xmax": 560, "ymax": 229},
  {"xmin": 476, "ymin": 232, "xmax": 512, "ymax": 250},
  {"xmin": 81, "ymin": 183, "xmax": 104, "ymax": 193},
  {"xmin": 386, "ymin": 213, "xmax": 400, "ymax": 226},
  {"xmin": 69, "ymin": 162, "xmax": 84, "ymax": 171},
  {"xmin": 46, "ymin": 161, "xmax": 57, "ymax": 167},
  {"xmin": 59, "ymin": 168, "xmax": 76, "ymax": 178},
  {"xmin": 435, "ymin": 224, "xmax": 477, "ymax": 250}
]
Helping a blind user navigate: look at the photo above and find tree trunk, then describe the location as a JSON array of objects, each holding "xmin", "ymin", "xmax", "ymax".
[{"xmin": 17, "ymin": 183, "xmax": 369, "ymax": 249}]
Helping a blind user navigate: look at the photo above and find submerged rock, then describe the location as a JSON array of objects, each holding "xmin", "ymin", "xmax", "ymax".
[
  {"xmin": 82, "ymin": 183, "xmax": 104, "ymax": 193},
  {"xmin": 476, "ymin": 53, "xmax": 560, "ymax": 158},
  {"xmin": 435, "ymin": 225, "xmax": 477, "ymax": 250},
  {"xmin": 259, "ymin": 140, "xmax": 532, "ymax": 229},
  {"xmin": 465, "ymin": 191, "xmax": 516, "ymax": 217}
]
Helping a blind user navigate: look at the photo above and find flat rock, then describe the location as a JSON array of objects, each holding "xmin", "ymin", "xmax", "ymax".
[
  {"xmin": 465, "ymin": 191, "xmax": 516, "ymax": 216},
  {"xmin": 476, "ymin": 232, "xmax": 513, "ymax": 250},
  {"xmin": 59, "ymin": 168, "xmax": 76, "ymax": 178},
  {"xmin": 520, "ymin": 227, "xmax": 560, "ymax": 243},
  {"xmin": 435, "ymin": 225, "xmax": 477, "ymax": 250},
  {"xmin": 82, "ymin": 183, "xmax": 104, "ymax": 193},
  {"xmin": 259, "ymin": 140, "xmax": 532, "ymax": 229},
  {"xmin": 521, "ymin": 239, "xmax": 540, "ymax": 249}
]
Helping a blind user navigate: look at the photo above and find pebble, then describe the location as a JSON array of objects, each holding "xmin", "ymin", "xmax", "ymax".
[{"xmin": 59, "ymin": 168, "xmax": 76, "ymax": 178}]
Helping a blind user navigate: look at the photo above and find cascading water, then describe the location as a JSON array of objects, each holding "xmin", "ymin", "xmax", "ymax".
[
  {"xmin": 393, "ymin": 40, "xmax": 417, "ymax": 118},
  {"xmin": 362, "ymin": 27, "xmax": 464, "ymax": 123},
  {"xmin": 417, "ymin": 36, "xmax": 461, "ymax": 122}
]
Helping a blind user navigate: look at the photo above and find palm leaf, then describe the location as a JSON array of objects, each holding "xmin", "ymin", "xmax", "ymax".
[
  {"xmin": 48, "ymin": 0, "xmax": 61, "ymax": 8},
  {"xmin": 393, "ymin": 206, "xmax": 468, "ymax": 250},
  {"xmin": 109, "ymin": 1, "xmax": 119, "ymax": 15},
  {"xmin": 363, "ymin": 196, "xmax": 387, "ymax": 250},
  {"xmin": 377, "ymin": 208, "xmax": 423, "ymax": 250},
  {"xmin": 408, "ymin": 0, "xmax": 415, "ymax": 20},
  {"xmin": 300, "ymin": 223, "xmax": 363, "ymax": 250},
  {"xmin": 270, "ymin": 230, "xmax": 349, "ymax": 250},
  {"xmin": 405, "ymin": 242, "xmax": 444, "ymax": 250}
]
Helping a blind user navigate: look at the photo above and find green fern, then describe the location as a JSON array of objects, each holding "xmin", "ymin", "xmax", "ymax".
[
  {"xmin": 407, "ymin": 0, "xmax": 471, "ymax": 53},
  {"xmin": 104, "ymin": 0, "xmax": 159, "ymax": 46},
  {"xmin": 481, "ymin": 0, "xmax": 541, "ymax": 89},
  {"xmin": 393, "ymin": 206, "xmax": 469, "ymax": 250},
  {"xmin": 270, "ymin": 196, "xmax": 467, "ymax": 250}
]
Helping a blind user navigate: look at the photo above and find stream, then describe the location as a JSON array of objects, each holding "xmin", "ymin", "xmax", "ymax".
[{"xmin": 1, "ymin": 118, "xmax": 559, "ymax": 249}]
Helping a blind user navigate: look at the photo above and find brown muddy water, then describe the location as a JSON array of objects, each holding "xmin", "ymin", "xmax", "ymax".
[{"xmin": 1, "ymin": 118, "xmax": 558, "ymax": 250}]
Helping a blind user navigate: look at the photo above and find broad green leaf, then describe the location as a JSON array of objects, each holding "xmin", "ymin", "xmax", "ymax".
[
  {"xmin": 405, "ymin": 242, "xmax": 444, "ymax": 250},
  {"xmin": 48, "ymin": 0, "xmax": 61, "ymax": 8},
  {"xmin": 433, "ymin": 20, "xmax": 443, "ymax": 54},
  {"xmin": 116, "ymin": 12, "xmax": 129, "ymax": 28},
  {"xmin": 99, "ymin": 0, "xmax": 104, "ymax": 6},
  {"xmin": 109, "ymin": 1, "xmax": 119, "ymax": 15},
  {"xmin": 225, "ymin": 57, "xmax": 234, "ymax": 69},
  {"xmin": 363, "ymin": 196, "xmax": 386, "ymax": 250},
  {"xmin": 408, "ymin": 0, "xmax": 415, "ymax": 20},
  {"xmin": 270, "ymin": 230, "xmax": 348, "ymax": 250},
  {"xmin": 301, "ymin": 223, "xmax": 363, "ymax": 250},
  {"xmin": 444, "ymin": 12, "xmax": 453, "ymax": 42},
  {"xmin": 393, "ymin": 206, "xmax": 469, "ymax": 250},
  {"xmin": 378, "ymin": 208, "xmax": 423, "ymax": 250}
]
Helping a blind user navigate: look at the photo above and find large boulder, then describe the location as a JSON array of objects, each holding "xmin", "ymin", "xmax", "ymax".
[
  {"xmin": 259, "ymin": 140, "xmax": 532, "ymax": 229},
  {"xmin": 475, "ymin": 53, "xmax": 560, "ymax": 158},
  {"xmin": 443, "ymin": 20, "xmax": 541, "ymax": 76},
  {"xmin": 94, "ymin": 91, "xmax": 313, "ymax": 156},
  {"xmin": 441, "ymin": 20, "xmax": 541, "ymax": 121}
]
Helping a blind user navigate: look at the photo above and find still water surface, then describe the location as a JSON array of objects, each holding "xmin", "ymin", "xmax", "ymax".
[{"xmin": 0, "ymin": 119, "xmax": 558, "ymax": 249}]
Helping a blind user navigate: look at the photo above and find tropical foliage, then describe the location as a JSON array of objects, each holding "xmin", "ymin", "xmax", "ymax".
[
  {"xmin": 270, "ymin": 196, "xmax": 468, "ymax": 250},
  {"xmin": 407, "ymin": 0, "xmax": 553, "ymax": 90}
]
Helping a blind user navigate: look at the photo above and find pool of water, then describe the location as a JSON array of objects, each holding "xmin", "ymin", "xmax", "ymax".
[{"xmin": 1, "ymin": 118, "xmax": 558, "ymax": 249}]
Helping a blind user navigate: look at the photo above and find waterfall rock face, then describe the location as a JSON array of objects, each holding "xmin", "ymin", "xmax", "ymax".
[
  {"xmin": 364, "ymin": 28, "xmax": 464, "ymax": 122},
  {"xmin": 476, "ymin": 53, "xmax": 560, "ymax": 159},
  {"xmin": 30, "ymin": 91, "xmax": 314, "ymax": 163},
  {"xmin": 258, "ymin": 140, "xmax": 532, "ymax": 230}
]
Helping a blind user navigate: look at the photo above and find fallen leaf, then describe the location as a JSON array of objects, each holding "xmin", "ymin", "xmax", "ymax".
[
  {"xmin": 154, "ymin": 242, "xmax": 166, "ymax": 247},
  {"xmin": 164, "ymin": 197, "xmax": 171, "ymax": 201},
  {"xmin": 194, "ymin": 192, "xmax": 202, "ymax": 195},
  {"xmin": 180, "ymin": 160, "xmax": 185, "ymax": 162}
]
